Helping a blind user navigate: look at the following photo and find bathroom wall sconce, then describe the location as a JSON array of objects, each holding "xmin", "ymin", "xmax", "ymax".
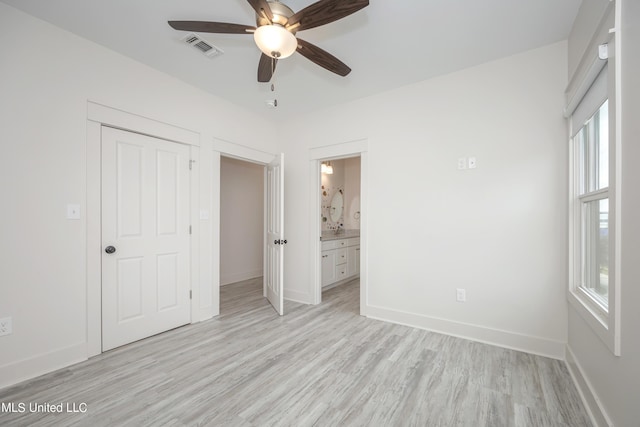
[{"xmin": 321, "ymin": 162, "xmax": 334, "ymax": 174}]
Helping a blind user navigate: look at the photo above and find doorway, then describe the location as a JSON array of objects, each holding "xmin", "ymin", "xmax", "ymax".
[
  {"xmin": 309, "ymin": 139, "xmax": 368, "ymax": 313},
  {"xmin": 214, "ymin": 147, "xmax": 285, "ymax": 316},
  {"xmin": 86, "ymin": 102, "xmax": 201, "ymax": 357},
  {"xmin": 220, "ymin": 156, "xmax": 264, "ymax": 291},
  {"xmin": 319, "ymin": 156, "xmax": 361, "ymax": 302}
]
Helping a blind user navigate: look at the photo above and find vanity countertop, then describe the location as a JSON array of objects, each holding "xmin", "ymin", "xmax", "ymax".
[{"xmin": 321, "ymin": 229, "xmax": 360, "ymax": 241}]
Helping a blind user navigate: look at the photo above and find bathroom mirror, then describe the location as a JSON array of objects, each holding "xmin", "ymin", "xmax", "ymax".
[{"xmin": 330, "ymin": 191, "xmax": 343, "ymax": 222}]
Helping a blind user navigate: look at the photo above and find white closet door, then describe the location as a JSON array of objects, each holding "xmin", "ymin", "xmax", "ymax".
[{"xmin": 101, "ymin": 126, "xmax": 191, "ymax": 351}]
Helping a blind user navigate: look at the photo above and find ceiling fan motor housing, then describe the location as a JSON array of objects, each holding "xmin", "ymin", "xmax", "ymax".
[{"xmin": 257, "ymin": 1, "xmax": 296, "ymax": 34}]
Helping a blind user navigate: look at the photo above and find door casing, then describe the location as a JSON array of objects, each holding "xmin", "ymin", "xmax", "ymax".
[
  {"xmin": 86, "ymin": 102, "xmax": 200, "ymax": 357},
  {"xmin": 309, "ymin": 139, "xmax": 368, "ymax": 313},
  {"xmin": 211, "ymin": 139, "xmax": 277, "ymax": 317}
]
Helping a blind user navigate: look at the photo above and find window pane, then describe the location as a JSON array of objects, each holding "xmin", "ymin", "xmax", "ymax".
[
  {"xmin": 577, "ymin": 128, "xmax": 587, "ymax": 195},
  {"xmin": 581, "ymin": 198, "xmax": 609, "ymax": 308},
  {"xmin": 597, "ymin": 101, "xmax": 609, "ymax": 189},
  {"xmin": 578, "ymin": 100, "xmax": 609, "ymax": 195}
]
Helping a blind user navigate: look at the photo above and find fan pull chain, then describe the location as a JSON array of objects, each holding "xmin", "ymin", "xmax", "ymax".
[{"xmin": 271, "ymin": 57, "xmax": 278, "ymax": 107}]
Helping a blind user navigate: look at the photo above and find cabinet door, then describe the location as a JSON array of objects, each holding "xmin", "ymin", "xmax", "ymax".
[
  {"xmin": 347, "ymin": 246, "xmax": 358, "ymax": 277},
  {"xmin": 321, "ymin": 250, "xmax": 337, "ymax": 287}
]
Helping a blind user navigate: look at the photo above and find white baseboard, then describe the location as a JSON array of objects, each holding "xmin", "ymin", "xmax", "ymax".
[
  {"xmin": 565, "ymin": 345, "xmax": 613, "ymax": 427},
  {"xmin": 285, "ymin": 289, "xmax": 312, "ymax": 305},
  {"xmin": 196, "ymin": 306, "xmax": 216, "ymax": 322},
  {"xmin": 322, "ymin": 275, "xmax": 360, "ymax": 292},
  {"xmin": 220, "ymin": 270, "xmax": 262, "ymax": 286},
  {"xmin": 0, "ymin": 343, "xmax": 86, "ymax": 391},
  {"xmin": 365, "ymin": 305, "xmax": 566, "ymax": 360}
]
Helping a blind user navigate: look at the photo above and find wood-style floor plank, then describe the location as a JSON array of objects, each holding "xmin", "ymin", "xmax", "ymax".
[{"xmin": 0, "ymin": 278, "xmax": 591, "ymax": 426}]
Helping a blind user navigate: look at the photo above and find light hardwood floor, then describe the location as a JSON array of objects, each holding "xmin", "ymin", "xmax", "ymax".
[{"xmin": 1, "ymin": 278, "xmax": 591, "ymax": 426}]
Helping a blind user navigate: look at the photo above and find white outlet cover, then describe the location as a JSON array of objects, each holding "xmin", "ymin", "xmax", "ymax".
[{"xmin": 0, "ymin": 317, "xmax": 12, "ymax": 336}]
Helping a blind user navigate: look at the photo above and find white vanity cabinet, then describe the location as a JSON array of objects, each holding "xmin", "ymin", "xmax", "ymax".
[{"xmin": 321, "ymin": 237, "xmax": 360, "ymax": 289}]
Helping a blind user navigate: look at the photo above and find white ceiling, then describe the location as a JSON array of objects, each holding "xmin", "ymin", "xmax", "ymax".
[{"xmin": 1, "ymin": 0, "xmax": 581, "ymax": 119}]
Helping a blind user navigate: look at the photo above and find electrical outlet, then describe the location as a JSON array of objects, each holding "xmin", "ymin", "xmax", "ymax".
[
  {"xmin": 456, "ymin": 289, "xmax": 466, "ymax": 302},
  {"xmin": 0, "ymin": 317, "xmax": 12, "ymax": 336},
  {"xmin": 67, "ymin": 204, "xmax": 81, "ymax": 220}
]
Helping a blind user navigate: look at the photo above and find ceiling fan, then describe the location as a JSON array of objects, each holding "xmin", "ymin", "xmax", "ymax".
[{"xmin": 168, "ymin": 0, "xmax": 369, "ymax": 82}]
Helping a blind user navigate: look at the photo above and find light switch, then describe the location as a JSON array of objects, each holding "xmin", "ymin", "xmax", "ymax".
[
  {"xmin": 67, "ymin": 204, "xmax": 81, "ymax": 220},
  {"xmin": 457, "ymin": 158, "xmax": 467, "ymax": 170},
  {"xmin": 468, "ymin": 157, "xmax": 477, "ymax": 169},
  {"xmin": 199, "ymin": 209, "xmax": 210, "ymax": 220}
]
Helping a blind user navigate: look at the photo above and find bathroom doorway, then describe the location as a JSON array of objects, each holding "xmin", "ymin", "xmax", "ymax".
[
  {"xmin": 319, "ymin": 155, "xmax": 361, "ymax": 307},
  {"xmin": 309, "ymin": 139, "xmax": 368, "ymax": 313}
]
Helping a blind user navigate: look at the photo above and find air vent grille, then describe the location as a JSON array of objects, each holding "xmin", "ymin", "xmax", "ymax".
[{"xmin": 181, "ymin": 33, "xmax": 223, "ymax": 59}]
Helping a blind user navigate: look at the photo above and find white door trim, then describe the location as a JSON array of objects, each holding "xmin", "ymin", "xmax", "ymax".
[
  {"xmin": 309, "ymin": 139, "xmax": 368, "ymax": 314},
  {"xmin": 86, "ymin": 101, "xmax": 200, "ymax": 357},
  {"xmin": 213, "ymin": 137, "xmax": 275, "ymax": 165}
]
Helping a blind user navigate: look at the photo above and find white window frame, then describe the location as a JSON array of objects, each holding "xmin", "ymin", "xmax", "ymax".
[
  {"xmin": 572, "ymin": 106, "xmax": 610, "ymax": 319},
  {"xmin": 565, "ymin": 8, "xmax": 621, "ymax": 356}
]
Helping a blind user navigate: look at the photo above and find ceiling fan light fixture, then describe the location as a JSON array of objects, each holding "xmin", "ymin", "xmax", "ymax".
[{"xmin": 253, "ymin": 24, "xmax": 297, "ymax": 59}]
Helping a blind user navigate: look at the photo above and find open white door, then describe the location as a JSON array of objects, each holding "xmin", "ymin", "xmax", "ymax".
[
  {"xmin": 266, "ymin": 153, "xmax": 285, "ymax": 315},
  {"xmin": 101, "ymin": 127, "xmax": 191, "ymax": 351}
]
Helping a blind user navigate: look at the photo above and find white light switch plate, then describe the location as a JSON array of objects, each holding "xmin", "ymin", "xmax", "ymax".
[
  {"xmin": 67, "ymin": 204, "xmax": 81, "ymax": 220},
  {"xmin": 0, "ymin": 317, "xmax": 12, "ymax": 336},
  {"xmin": 199, "ymin": 209, "xmax": 210, "ymax": 220},
  {"xmin": 457, "ymin": 158, "xmax": 467, "ymax": 170},
  {"xmin": 468, "ymin": 157, "xmax": 477, "ymax": 169}
]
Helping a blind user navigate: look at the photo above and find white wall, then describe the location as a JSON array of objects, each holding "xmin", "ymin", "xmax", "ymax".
[
  {"xmin": 320, "ymin": 159, "xmax": 345, "ymax": 230},
  {"xmin": 567, "ymin": 0, "xmax": 610, "ymax": 79},
  {"xmin": 343, "ymin": 157, "xmax": 361, "ymax": 230},
  {"xmin": 279, "ymin": 42, "xmax": 570, "ymax": 358},
  {"xmin": 220, "ymin": 157, "xmax": 264, "ymax": 285},
  {"xmin": 0, "ymin": 3, "xmax": 277, "ymax": 388},
  {"xmin": 566, "ymin": 0, "xmax": 640, "ymax": 425}
]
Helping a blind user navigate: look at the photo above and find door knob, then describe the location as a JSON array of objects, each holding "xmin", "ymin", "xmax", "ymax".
[{"xmin": 105, "ymin": 246, "xmax": 116, "ymax": 254}]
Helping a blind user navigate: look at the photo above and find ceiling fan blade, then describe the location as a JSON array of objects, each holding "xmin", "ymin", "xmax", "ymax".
[
  {"xmin": 247, "ymin": 0, "xmax": 274, "ymax": 23},
  {"xmin": 296, "ymin": 38, "xmax": 351, "ymax": 77},
  {"xmin": 287, "ymin": 0, "xmax": 369, "ymax": 32},
  {"xmin": 258, "ymin": 53, "xmax": 278, "ymax": 82},
  {"xmin": 168, "ymin": 21, "xmax": 255, "ymax": 34}
]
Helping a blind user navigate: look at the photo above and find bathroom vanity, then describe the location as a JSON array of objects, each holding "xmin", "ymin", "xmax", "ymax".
[{"xmin": 321, "ymin": 231, "xmax": 360, "ymax": 289}]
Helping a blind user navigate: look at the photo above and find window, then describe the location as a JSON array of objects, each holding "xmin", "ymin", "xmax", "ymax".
[
  {"xmin": 568, "ymin": 57, "xmax": 619, "ymax": 354},
  {"xmin": 575, "ymin": 100, "xmax": 609, "ymax": 311}
]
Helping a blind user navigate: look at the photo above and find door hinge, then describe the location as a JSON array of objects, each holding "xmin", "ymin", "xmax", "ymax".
[
  {"xmin": 189, "ymin": 159, "xmax": 196, "ymax": 170},
  {"xmin": 189, "ymin": 225, "xmax": 192, "ymax": 234},
  {"xmin": 190, "ymin": 290, "xmax": 192, "ymax": 300}
]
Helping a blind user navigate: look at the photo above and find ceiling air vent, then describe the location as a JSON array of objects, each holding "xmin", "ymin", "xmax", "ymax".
[{"xmin": 181, "ymin": 33, "xmax": 224, "ymax": 59}]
